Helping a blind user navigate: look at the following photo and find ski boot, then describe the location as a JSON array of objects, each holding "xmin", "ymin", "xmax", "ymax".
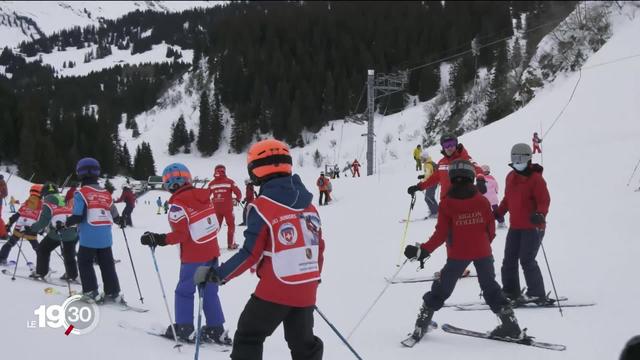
[
  {"xmin": 60, "ymin": 273, "xmax": 78, "ymax": 282},
  {"xmin": 29, "ymin": 271, "xmax": 46, "ymax": 280},
  {"xmin": 81, "ymin": 289, "xmax": 101, "ymax": 303},
  {"xmin": 490, "ymin": 306, "xmax": 522, "ymax": 339},
  {"xmin": 165, "ymin": 323, "xmax": 195, "ymax": 342},
  {"xmin": 200, "ymin": 326, "xmax": 233, "ymax": 345},
  {"xmin": 516, "ymin": 293, "xmax": 554, "ymax": 306},
  {"xmin": 411, "ymin": 302, "xmax": 435, "ymax": 341},
  {"xmin": 102, "ymin": 292, "xmax": 126, "ymax": 305}
]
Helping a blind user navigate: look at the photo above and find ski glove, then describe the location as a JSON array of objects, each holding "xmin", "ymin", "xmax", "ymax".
[
  {"xmin": 140, "ymin": 232, "xmax": 166, "ymax": 247},
  {"xmin": 114, "ymin": 216, "xmax": 126, "ymax": 229},
  {"xmin": 407, "ymin": 185, "xmax": 420, "ymax": 195},
  {"xmin": 417, "ymin": 175, "xmax": 425, "ymax": 180},
  {"xmin": 530, "ymin": 212, "xmax": 546, "ymax": 225},
  {"xmin": 475, "ymin": 177, "xmax": 487, "ymax": 194},
  {"xmin": 55, "ymin": 221, "xmax": 66, "ymax": 231},
  {"xmin": 404, "ymin": 245, "xmax": 430, "ymax": 261},
  {"xmin": 5, "ymin": 224, "xmax": 11, "ymax": 234},
  {"xmin": 22, "ymin": 226, "xmax": 32, "ymax": 234},
  {"xmin": 193, "ymin": 265, "xmax": 221, "ymax": 286}
]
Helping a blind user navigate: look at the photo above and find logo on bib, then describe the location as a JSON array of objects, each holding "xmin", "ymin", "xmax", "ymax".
[
  {"xmin": 278, "ymin": 223, "xmax": 298, "ymax": 246},
  {"xmin": 305, "ymin": 248, "xmax": 312, "ymax": 259}
]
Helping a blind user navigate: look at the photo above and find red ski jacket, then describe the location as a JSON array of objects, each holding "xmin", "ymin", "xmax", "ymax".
[
  {"xmin": 421, "ymin": 189, "xmax": 495, "ymax": 260},
  {"xmin": 417, "ymin": 145, "xmax": 482, "ymax": 200},
  {"xmin": 165, "ymin": 186, "xmax": 221, "ymax": 263},
  {"xmin": 496, "ymin": 164, "xmax": 550, "ymax": 230},
  {"xmin": 244, "ymin": 183, "xmax": 256, "ymax": 204},
  {"xmin": 115, "ymin": 189, "xmax": 136, "ymax": 208},
  {"xmin": 208, "ymin": 176, "xmax": 242, "ymax": 213}
]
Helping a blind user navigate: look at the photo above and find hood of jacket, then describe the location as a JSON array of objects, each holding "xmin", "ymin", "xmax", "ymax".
[{"xmin": 259, "ymin": 174, "xmax": 313, "ymax": 209}]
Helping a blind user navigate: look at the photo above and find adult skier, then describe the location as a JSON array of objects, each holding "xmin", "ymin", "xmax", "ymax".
[
  {"xmin": 352, "ymin": 159, "xmax": 361, "ymax": 177},
  {"xmin": 194, "ymin": 138, "xmax": 324, "ymax": 360},
  {"xmin": 494, "ymin": 144, "xmax": 551, "ymax": 304},
  {"xmin": 156, "ymin": 196, "xmax": 163, "ymax": 215},
  {"xmin": 476, "ymin": 165, "xmax": 505, "ymax": 228},
  {"xmin": 407, "ymin": 134, "xmax": 482, "ymax": 201},
  {"xmin": 28, "ymin": 183, "xmax": 78, "ymax": 281},
  {"xmin": 208, "ymin": 164, "xmax": 242, "ymax": 250},
  {"xmin": 417, "ymin": 149, "xmax": 438, "ymax": 218},
  {"xmin": 115, "ymin": 185, "xmax": 136, "ymax": 227},
  {"xmin": 413, "ymin": 144, "xmax": 423, "ymax": 171},
  {"xmin": 316, "ymin": 172, "xmax": 330, "ymax": 206},
  {"xmin": 66, "ymin": 157, "xmax": 124, "ymax": 302},
  {"xmin": 140, "ymin": 163, "xmax": 231, "ymax": 345},
  {"xmin": 0, "ymin": 184, "xmax": 43, "ymax": 265},
  {"xmin": 403, "ymin": 160, "xmax": 522, "ymax": 343},
  {"xmin": 239, "ymin": 179, "xmax": 257, "ymax": 226},
  {"xmin": 532, "ymin": 132, "xmax": 543, "ymax": 154}
]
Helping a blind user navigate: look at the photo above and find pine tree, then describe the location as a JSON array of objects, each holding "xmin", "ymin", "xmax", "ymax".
[
  {"xmin": 133, "ymin": 142, "xmax": 156, "ymax": 180},
  {"xmin": 210, "ymin": 92, "xmax": 223, "ymax": 152},
  {"xmin": 196, "ymin": 90, "xmax": 212, "ymax": 156},
  {"xmin": 168, "ymin": 115, "xmax": 188, "ymax": 155}
]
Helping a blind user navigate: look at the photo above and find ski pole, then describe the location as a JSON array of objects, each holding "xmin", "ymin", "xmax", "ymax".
[
  {"xmin": 149, "ymin": 247, "xmax": 182, "ymax": 351},
  {"xmin": 314, "ymin": 305, "xmax": 364, "ymax": 360},
  {"xmin": 396, "ymin": 194, "xmax": 416, "ymax": 267},
  {"xmin": 11, "ymin": 237, "xmax": 25, "ymax": 281},
  {"xmin": 120, "ymin": 227, "xmax": 144, "ymax": 304},
  {"xmin": 626, "ymin": 158, "xmax": 640, "ymax": 187},
  {"xmin": 539, "ymin": 230, "xmax": 563, "ymax": 317},
  {"xmin": 194, "ymin": 284, "xmax": 205, "ymax": 360},
  {"xmin": 19, "ymin": 245, "xmax": 32, "ymax": 271},
  {"xmin": 55, "ymin": 229, "xmax": 73, "ymax": 297},
  {"xmin": 347, "ymin": 258, "xmax": 409, "ymax": 339}
]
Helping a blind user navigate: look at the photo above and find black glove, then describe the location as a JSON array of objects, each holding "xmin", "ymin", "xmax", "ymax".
[
  {"xmin": 113, "ymin": 216, "xmax": 126, "ymax": 229},
  {"xmin": 5, "ymin": 224, "xmax": 11, "ymax": 233},
  {"xmin": 140, "ymin": 232, "xmax": 167, "ymax": 247},
  {"xmin": 417, "ymin": 175, "xmax": 425, "ymax": 180},
  {"xmin": 530, "ymin": 212, "xmax": 546, "ymax": 225},
  {"xmin": 23, "ymin": 226, "xmax": 32, "ymax": 233},
  {"xmin": 193, "ymin": 265, "xmax": 221, "ymax": 285},
  {"xmin": 476, "ymin": 177, "xmax": 487, "ymax": 194},
  {"xmin": 407, "ymin": 185, "xmax": 420, "ymax": 195},
  {"xmin": 55, "ymin": 221, "xmax": 66, "ymax": 231},
  {"xmin": 404, "ymin": 245, "xmax": 430, "ymax": 261},
  {"xmin": 241, "ymin": 199, "xmax": 247, "ymax": 205}
]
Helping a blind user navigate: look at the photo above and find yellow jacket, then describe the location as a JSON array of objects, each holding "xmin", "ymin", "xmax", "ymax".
[
  {"xmin": 421, "ymin": 157, "xmax": 436, "ymax": 180},
  {"xmin": 413, "ymin": 147, "xmax": 422, "ymax": 160}
]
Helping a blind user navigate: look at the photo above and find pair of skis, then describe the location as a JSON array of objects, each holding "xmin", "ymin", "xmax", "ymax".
[
  {"xmin": 117, "ymin": 321, "xmax": 231, "ymax": 352},
  {"xmin": 401, "ymin": 322, "xmax": 566, "ymax": 351}
]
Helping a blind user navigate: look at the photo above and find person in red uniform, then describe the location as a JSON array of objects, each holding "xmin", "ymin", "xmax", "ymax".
[
  {"xmin": 494, "ymin": 143, "xmax": 551, "ymax": 303},
  {"xmin": 64, "ymin": 184, "xmax": 77, "ymax": 205},
  {"xmin": 316, "ymin": 172, "xmax": 330, "ymax": 206},
  {"xmin": 0, "ymin": 184, "xmax": 42, "ymax": 265},
  {"xmin": 407, "ymin": 134, "xmax": 482, "ymax": 201},
  {"xmin": 208, "ymin": 165, "xmax": 242, "ymax": 250},
  {"xmin": 403, "ymin": 160, "xmax": 522, "ymax": 343},
  {"xmin": 140, "ymin": 163, "xmax": 231, "ymax": 345},
  {"xmin": 351, "ymin": 159, "xmax": 361, "ymax": 177},
  {"xmin": 114, "ymin": 185, "xmax": 136, "ymax": 227},
  {"xmin": 195, "ymin": 139, "xmax": 325, "ymax": 360},
  {"xmin": 532, "ymin": 132, "xmax": 543, "ymax": 154},
  {"xmin": 239, "ymin": 179, "xmax": 257, "ymax": 226}
]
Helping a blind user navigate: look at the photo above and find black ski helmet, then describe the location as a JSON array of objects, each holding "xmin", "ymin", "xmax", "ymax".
[{"xmin": 448, "ymin": 160, "xmax": 475, "ymax": 182}]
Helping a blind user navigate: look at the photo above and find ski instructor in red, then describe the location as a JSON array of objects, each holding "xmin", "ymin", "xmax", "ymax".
[
  {"xmin": 208, "ymin": 164, "xmax": 242, "ymax": 250},
  {"xmin": 195, "ymin": 138, "xmax": 325, "ymax": 360}
]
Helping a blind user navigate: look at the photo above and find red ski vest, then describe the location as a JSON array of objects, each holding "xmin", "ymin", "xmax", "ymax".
[
  {"xmin": 15, "ymin": 202, "xmax": 42, "ymax": 231},
  {"xmin": 77, "ymin": 187, "xmax": 113, "ymax": 226},
  {"xmin": 249, "ymin": 196, "xmax": 321, "ymax": 285},
  {"xmin": 46, "ymin": 202, "xmax": 73, "ymax": 228}
]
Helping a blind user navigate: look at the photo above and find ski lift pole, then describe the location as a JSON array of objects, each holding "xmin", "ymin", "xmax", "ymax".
[{"xmin": 396, "ymin": 194, "xmax": 416, "ymax": 267}]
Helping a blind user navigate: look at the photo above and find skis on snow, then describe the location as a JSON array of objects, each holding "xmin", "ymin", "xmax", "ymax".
[
  {"xmin": 441, "ymin": 324, "xmax": 566, "ymax": 351},
  {"xmin": 1, "ymin": 269, "xmax": 69, "ymax": 288},
  {"xmin": 388, "ymin": 269, "xmax": 474, "ymax": 284},
  {"xmin": 400, "ymin": 321, "xmax": 438, "ymax": 348},
  {"xmin": 117, "ymin": 321, "xmax": 231, "ymax": 352},
  {"xmin": 452, "ymin": 296, "xmax": 596, "ymax": 311}
]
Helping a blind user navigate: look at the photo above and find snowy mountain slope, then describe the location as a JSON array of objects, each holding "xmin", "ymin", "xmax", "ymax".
[
  {"xmin": 1, "ymin": 7, "xmax": 640, "ymax": 360},
  {"xmin": 0, "ymin": 1, "xmax": 223, "ymax": 48}
]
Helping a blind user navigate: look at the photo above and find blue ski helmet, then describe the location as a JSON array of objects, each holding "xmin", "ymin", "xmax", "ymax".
[
  {"xmin": 162, "ymin": 163, "xmax": 192, "ymax": 192},
  {"xmin": 76, "ymin": 157, "xmax": 101, "ymax": 179}
]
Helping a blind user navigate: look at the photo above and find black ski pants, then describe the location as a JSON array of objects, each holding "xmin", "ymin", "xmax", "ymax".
[
  {"xmin": 36, "ymin": 235, "xmax": 78, "ymax": 278},
  {"xmin": 77, "ymin": 245, "xmax": 120, "ymax": 295},
  {"xmin": 423, "ymin": 256, "xmax": 509, "ymax": 313},
  {"xmin": 501, "ymin": 228, "xmax": 546, "ymax": 298},
  {"xmin": 231, "ymin": 295, "xmax": 323, "ymax": 360},
  {"xmin": 122, "ymin": 204, "xmax": 134, "ymax": 227},
  {"xmin": 318, "ymin": 191, "xmax": 329, "ymax": 206},
  {"xmin": 0, "ymin": 235, "xmax": 38, "ymax": 261}
]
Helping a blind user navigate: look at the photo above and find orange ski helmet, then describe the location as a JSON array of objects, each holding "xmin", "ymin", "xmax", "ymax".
[{"xmin": 247, "ymin": 139, "xmax": 292, "ymax": 185}]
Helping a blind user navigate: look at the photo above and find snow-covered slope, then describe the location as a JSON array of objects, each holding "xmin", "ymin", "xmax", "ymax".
[
  {"xmin": 1, "ymin": 6, "xmax": 640, "ymax": 360},
  {"xmin": 0, "ymin": 1, "xmax": 223, "ymax": 48}
]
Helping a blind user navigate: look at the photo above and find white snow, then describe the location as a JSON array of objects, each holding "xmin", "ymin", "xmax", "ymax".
[
  {"xmin": 0, "ymin": 1, "xmax": 226, "ymax": 48},
  {"xmin": 2, "ymin": 5, "xmax": 640, "ymax": 360},
  {"xmin": 24, "ymin": 42, "xmax": 193, "ymax": 77}
]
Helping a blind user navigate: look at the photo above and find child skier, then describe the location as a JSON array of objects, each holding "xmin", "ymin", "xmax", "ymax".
[
  {"xmin": 403, "ymin": 159, "xmax": 522, "ymax": 343},
  {"xmin": 140, "ymin": 163, "xmax": 231, "ymax": 345},
  {"xmin": 239, "ymin": 179, "xmax": 257, "ymax": 226},
  {"xmin": 27, "ymin": 183, "xmax": 79, "ymax": 281},
  {"xmin": 156, "ymin": 196, "xmax": 162, "ymax": 215},
  {"xmin": 65, "ymin": 157, "xmax": 124, "ymax": 302},
  {"xmin": 532, "ymin": 132, "xmax": 543, "ymax": 154},
  {"xmin": 207, "ymin": 164, "xmax": 242, "ymax": 250},
  {"xmin": 194, "ymin": 138, "xmax": 324, "ymax": 360},
  {"xmin": 0, "ymin": 184, "xmax": 43, "ymax": 265},
  {"xmin": 476, "ymin": 165, "xmax": 505, "ymax": 228},
  {"xmin": 494, "ymin": 143, "xmax": 551, "ymax": 304}
]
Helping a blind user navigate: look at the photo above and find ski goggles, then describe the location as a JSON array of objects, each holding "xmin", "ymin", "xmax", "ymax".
[
  {"xmin": 511, "ymin": 153, "xmax": 531, "ymax": 164},
  {"xmin": 441, "ymin": 139, "xmax": 458, "ymax": 149}
]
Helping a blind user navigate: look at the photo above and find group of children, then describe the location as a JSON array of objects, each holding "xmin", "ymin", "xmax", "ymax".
[{"xmin": 406, "ymin": 133, "xmax": 550, "ymax": 343}]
